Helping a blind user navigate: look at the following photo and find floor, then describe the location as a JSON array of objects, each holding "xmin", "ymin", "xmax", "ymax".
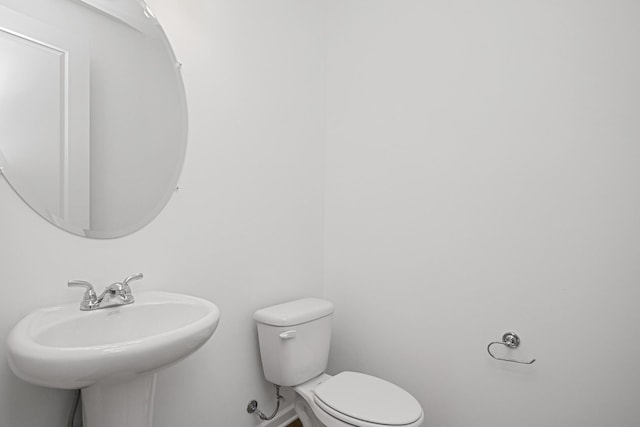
[{"xmin": 286, "ymin": 420, "xmax": 302, "ymax": 427}]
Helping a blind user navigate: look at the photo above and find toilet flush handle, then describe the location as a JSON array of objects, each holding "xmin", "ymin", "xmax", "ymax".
[{"xmin": 279, "ymin": 330, "xmax": 296, "ymax": 340}]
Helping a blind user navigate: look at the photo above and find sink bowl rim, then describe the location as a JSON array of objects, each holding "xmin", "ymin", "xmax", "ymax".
[{"xmin": 8, "ymin": 291, "xmax": 219, "ymax": 353}]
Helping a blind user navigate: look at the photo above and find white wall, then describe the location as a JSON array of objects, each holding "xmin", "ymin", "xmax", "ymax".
[
  {"xmin": 0, "ymin": 0, "xmax": 325, "ymax": 426},
  {"xmin": 324, "ymin": 1, "xmax": 640, "ymax": 426},
  {"xmin": 4, "ymin": 1, "xmax": 640, "ymax": 426}
]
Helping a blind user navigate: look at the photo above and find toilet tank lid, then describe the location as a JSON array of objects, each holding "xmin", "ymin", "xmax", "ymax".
[{"xmin": 254, "ymin": 298, "xmax": 334, "ymax": 326}]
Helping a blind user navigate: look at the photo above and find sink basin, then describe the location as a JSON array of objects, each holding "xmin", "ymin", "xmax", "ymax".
[{"xmin": 6, "ymin": 291, "xmax": 220, "ymax": 427}]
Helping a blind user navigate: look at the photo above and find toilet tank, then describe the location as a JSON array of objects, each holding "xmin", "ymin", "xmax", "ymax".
[{"xmin": 254, "ymin": 298, "xmax": 334, "ymax": 386}]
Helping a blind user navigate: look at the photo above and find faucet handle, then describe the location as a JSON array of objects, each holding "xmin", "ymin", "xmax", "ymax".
[
  {"xmin": 122, "ymin": 273, "xmax": 144, "ymax": 288},
  {"xmin": 68, "ymin": 280, "xmax": 97, "ymax": 301}
]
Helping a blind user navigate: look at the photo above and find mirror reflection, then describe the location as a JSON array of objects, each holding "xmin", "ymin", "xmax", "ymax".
[{"xmin": 0, "ymin": 0, "xmax": 187, "ymax": 238}]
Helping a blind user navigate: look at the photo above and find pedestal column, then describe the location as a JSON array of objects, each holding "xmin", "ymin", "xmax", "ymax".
[{"xmin": 81, "ymin": 373, "xmax": 157, "ymax": 427}]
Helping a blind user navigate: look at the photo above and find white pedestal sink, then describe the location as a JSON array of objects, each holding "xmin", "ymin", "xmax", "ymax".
[{"xmin": 6, "ymin": 291, "xmax": 220, "ymax": 427}]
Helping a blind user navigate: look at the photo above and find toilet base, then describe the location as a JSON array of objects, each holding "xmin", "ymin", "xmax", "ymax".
[
  {"xmin": 294, "ymin": 395, "xmax": 323, "ymax": 427},
  {"xmin": 293, "ymin": 374, "xmax": 354, "ymax": 427}
]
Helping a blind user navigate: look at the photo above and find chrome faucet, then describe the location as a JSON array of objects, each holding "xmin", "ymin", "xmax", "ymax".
[{"xmin": 68, "ymin": 273, "xmax": 143, "ymax": 311}]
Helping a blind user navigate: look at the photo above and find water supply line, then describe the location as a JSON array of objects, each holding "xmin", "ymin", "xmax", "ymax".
[
  {"xmin": 68, "ymin": 389, "xmax": 81, "ymax": 427},
  {"xmin": 247, "ymin": 385, "xmax": 284, "ymax": 420}
]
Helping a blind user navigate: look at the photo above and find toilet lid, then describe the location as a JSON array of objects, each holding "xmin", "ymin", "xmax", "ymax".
[{"xmin": 313, "ymin": 371, "xmax": 423, "ymax": 426}]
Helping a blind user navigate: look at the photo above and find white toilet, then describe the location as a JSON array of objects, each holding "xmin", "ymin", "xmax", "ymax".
[{"xmin": 254, "ymin": 298, "xmax": 424, "ymax": 427}]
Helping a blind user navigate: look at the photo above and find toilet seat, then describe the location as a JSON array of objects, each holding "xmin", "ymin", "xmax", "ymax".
[{"xmin": 313, "ymin": 372, "xmax": 424, "ymax": 427}]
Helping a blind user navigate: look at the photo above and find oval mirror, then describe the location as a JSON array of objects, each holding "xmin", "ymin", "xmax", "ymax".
[{"xmin": 0, "ymin": 0, "xmax": 187, "ymax": 238}]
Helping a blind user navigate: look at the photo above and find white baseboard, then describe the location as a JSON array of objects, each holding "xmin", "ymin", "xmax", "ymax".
[{"xmin": 256, "ymin": 403, "xmax": 297, "ymax": 427}]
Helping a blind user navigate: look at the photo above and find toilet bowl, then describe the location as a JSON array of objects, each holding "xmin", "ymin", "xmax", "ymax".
[
  {"xmin": 294, "ymin": 372, "xmax": 424, "ymax": 427},
  {"xmin": 254, "ymin": 298, "xmax": 424, "ymax": 427}
]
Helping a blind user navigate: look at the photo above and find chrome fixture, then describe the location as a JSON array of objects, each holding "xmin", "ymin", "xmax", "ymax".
[
  {"xmin": 247, "ymin": 385, "xmax": 284, "ymax": 421},
  {"xmin": 68, "ymin": 273, "xmax": 143, "ymax": 311},
  {"xmin": 487, "ymin": 332, "xmax": 536, "ymax": 365}
]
